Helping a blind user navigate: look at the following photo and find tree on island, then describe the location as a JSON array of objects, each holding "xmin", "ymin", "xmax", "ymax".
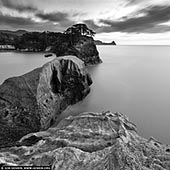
[
  {"xmin": 64, "ymin": 23, "xmax": 96, "ymax": 37},
  {"xmin": 63, "ymin": 23, "xmax": 96, "ymax": 46}
]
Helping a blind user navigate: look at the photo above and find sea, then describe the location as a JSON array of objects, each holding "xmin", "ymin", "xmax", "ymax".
[{"xmin": 0, "ymin": 45, "xmax": 170, "ymax": 144}]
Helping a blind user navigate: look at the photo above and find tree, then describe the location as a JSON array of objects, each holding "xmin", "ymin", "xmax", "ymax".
[{"xmin": 64, "ymin": 23, "xmax": 96, "ymax": 37}]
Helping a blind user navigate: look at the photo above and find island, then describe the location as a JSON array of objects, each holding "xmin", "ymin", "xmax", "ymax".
[{"xmin": 95, "ymin": 40, "xmax": 116, "ymax": 45}]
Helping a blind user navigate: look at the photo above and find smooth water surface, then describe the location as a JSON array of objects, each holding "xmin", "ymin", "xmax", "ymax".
[
  {"xmin": 0, "ymin": 52, "xmax": 55, "ymax": 83},
  {"xmin": 0, "ymin": 46, "xmax": 170, "ymax": 144},
  {"xmin": 61, "ymin": 45, "xmax": 170, "ymax": 144}
]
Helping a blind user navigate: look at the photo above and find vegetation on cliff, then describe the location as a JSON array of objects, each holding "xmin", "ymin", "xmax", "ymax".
[
  {"xmin": 64, "ymin": 24, "xmax": 96, "ymax": 37},
  {"xmin": 51, "ymin": 24, "xmax": 101, "ymax": 65},
  {"xmin": 0, "ymin": 24, "xmax": 96, "ymax": 52},
  {"xmin": 0, "ymin": 30, "xmax": 27, "ymax": 45},
  {"xmin": 0, "ymin": 32, "xmax": 17, "ymax": 45},
  {"xmin": 13, "ymin": 31, "xmax": 63, "ymax": 52}
]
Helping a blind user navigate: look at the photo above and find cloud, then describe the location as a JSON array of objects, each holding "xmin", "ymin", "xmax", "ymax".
[
  {"xmin": 36, "ymin": 11, "xmax": 69, "ymax": 22},
  {"xmin": 0, "ymin": 0, "xmax": 75, "ymax": 30},
  {"xmin": 0, "ymin": 12, "xmax": 36, "ymax": 26},
  {"xmin": 0, "ymin": 12, "xmax": 51, "ymax": 31},
  {"xmin": 35, "ymin": 11, "xmax": 76, "ymax": 29},
  {"xmin": 142, "ymin": 25, "xmax": 170, "ymax": 33},
  {"xmin": 1, "ymin": 0, "xmax": 170, "ymax": 35},
  {"xmin": 97, "ymin": 5, "xmax": 170, "ymax": 33},
  {"xmin": 126, "ymin": 0, "xmax": 170, "ymax": 6},
  {"xmin": 83, "ymin": 19, "xmax": 100, "ymax": 30},
  {"xmin": 0, "ymin": 11, "xmax": 74, "ymax": 31},
  {"xmin": 125, "ymin": 0, "xmax": 140, "ymax": 5},
  {"xmin": 0, "ymin": 0, "xmax": 37, "ymax": 12}
]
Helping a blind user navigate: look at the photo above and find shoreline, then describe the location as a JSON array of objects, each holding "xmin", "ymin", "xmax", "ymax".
[{"xmin": 0, "ymin": 49, "xmax": 53, "ymax": 54}]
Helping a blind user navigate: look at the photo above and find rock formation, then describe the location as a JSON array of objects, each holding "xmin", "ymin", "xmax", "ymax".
[
  {"xmin": 0, "ymin": 111, "xmax": 170, "ymax": 169},
  {"xmin": 51, "ymin": 35, "xmax": 102, "ymax": 65},
  {"xmin": 95, "ymin": 40, "xmax": 116, "ymax": 45},
  {"xmin": 74, "ymin": 36, "xmax": 102, "ymax": 65},
  {"xmin": 0, "ymin": 56, "xmax": 92, "ymax": 148}
]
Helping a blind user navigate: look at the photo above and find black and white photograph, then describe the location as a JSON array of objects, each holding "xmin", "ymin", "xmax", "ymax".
[{"xmin": 0, "ymin": 0, "xmax": 170, "ymax": 169}]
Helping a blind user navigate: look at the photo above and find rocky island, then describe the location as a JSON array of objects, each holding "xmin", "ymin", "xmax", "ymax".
[
  {"xmin": 49, "ymin": 24, "xmax": 102, "ymax": 65},
  {"xmin": 95, "ymin": 40, "xmax": 116, "ymax": 45}
]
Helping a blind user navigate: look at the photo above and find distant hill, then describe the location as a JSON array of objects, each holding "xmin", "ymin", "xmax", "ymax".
[
  {"xmin": 0, "ymin": 30, "xmax": 29, "ymax": 46},
  {"xmin": 95, "ymin": 40, "xmax": 116, "ymax": 45},
  {"xmin": 0, "ymin": 30, "xmax": 28, "ymax": 36}
]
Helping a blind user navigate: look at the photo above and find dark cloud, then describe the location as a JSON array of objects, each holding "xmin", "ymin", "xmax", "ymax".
[
  {"xmin": 141, "ymin": 24, "xmax": 170, "ymax": 33},
  {"xmin": 83, "ymin": 19, "xmax": 100, "ymax": 30},
  {"xmin": 0, "ymin": 12, "xmax": 36, "ymax": 26},
  {"xmin": 0, "ymin": 12, "xmax": 53, "ymax": 31},
  {"xmin": 35, "ymin": 11, "xmax": 75, "ymax": 29},
  {"xmin": 97, "ymin": 5, "xmax": 170, "ymax": 33},
  {"xmin": 0, "ymin": 12, "xmax": 74, "ymax": 32},
  {"xmin": 0, "ymin": 0, "xmax": 37, "ymax": 12},
  {"xmin": 0, "ymin": 0, "xmax": 75, "ymax": 30},
  {"xmin": 36, "ymin": 12, "xmax": 69, "ymax": 22}
]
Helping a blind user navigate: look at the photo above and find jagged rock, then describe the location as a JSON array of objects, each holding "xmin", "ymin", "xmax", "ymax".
[
  {"xmin": 0, "ymin": 56, "xmax": 92, "ymax": 148},
  {"xmin": 0, "ymin": 111, "xmax": 170, "ymax": 169}
]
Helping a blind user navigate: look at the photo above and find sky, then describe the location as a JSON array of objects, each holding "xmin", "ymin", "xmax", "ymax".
[{"xmin": 0, "ymin": 0, "xmax": 170, "ymax": 45}]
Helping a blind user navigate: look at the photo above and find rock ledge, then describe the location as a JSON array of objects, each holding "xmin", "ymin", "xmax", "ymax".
[{"xmin": 0, "ymin": 111, "xmax": 170, "ymax": 170}]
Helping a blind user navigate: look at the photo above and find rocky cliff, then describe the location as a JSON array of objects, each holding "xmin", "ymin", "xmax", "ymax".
[
  {"xmin": 0, "ymin": 56, "xmax": 92, "ymax": 148},
  {"xmin": 51, "ymin": 35, "xmax": 102, "ymax": 65},
  {"xmin": 0, "ymin": 111, "xmax": 170, "ymax": 169}
]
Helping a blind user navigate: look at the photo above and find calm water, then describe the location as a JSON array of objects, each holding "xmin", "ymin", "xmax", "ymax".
[
  {"xmin": 0, "ymin": 46, "xmax": 170, "ymax": 144},
  {"xmin": 0, "ymin": 52, "xmax": 55, "ymax": 83}
]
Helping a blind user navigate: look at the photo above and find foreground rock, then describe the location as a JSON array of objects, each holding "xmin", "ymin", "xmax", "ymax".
[
  {"xmin": 0, "ymin": 111, "xmax": 170, "ymax": 169},
  {"xmin": 0, "ymin": 56, "xmax": 92, "ymax": 148}
]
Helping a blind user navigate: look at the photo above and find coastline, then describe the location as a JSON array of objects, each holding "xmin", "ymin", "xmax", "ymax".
[{"xmin": 0, "ymin": 49, "xmax": 53, "ymax": 54}]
